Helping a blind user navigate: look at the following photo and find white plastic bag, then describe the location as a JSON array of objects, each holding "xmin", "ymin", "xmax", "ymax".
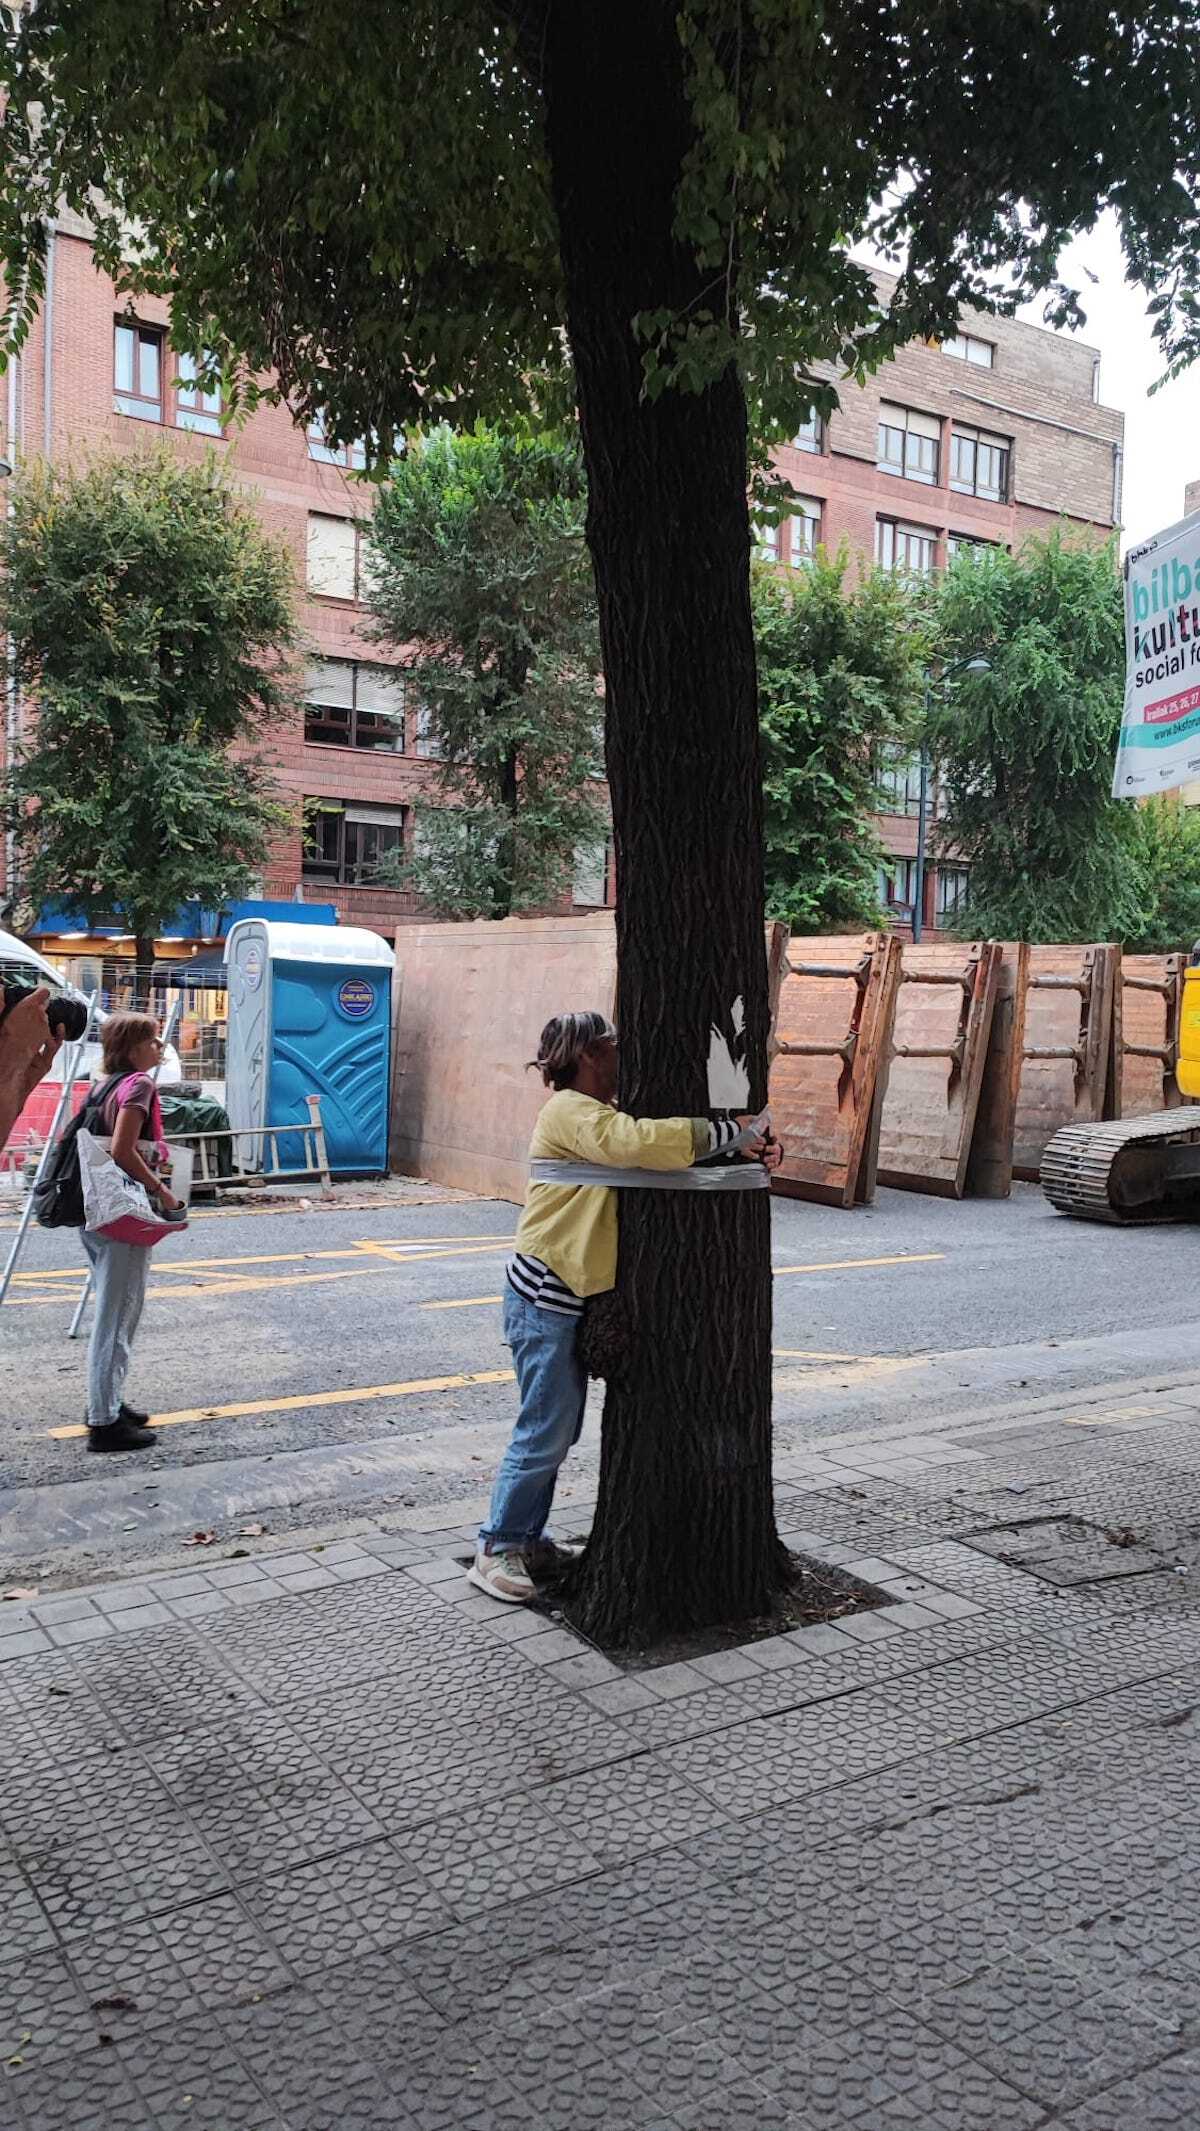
[{"xmin": 77, "ymin": 1129, "xmax": 189, "ymax": 1246}]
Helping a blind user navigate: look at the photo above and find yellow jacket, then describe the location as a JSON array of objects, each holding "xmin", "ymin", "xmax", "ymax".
[{"xmin": 514, "ymin": 1090, "xmax": 709, "ymax": 1299}]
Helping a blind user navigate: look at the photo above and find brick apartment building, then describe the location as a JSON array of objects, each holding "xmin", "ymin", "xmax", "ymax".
[
  {"xmin": 0, "ymin": 209, "xmax": 451, "ymax": 973},
  {"xmin": 765, "ymin": 279, "xmax": 1125, "ymax": 934},
  {"xmin": 0, "ymin": 230, "xmax": 1123, "ymax": 965}
]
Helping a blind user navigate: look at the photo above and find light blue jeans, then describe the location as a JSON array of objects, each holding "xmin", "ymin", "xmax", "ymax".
[
  {"xmin": 480, "ymin": 1287, "xmax": 588, "ymax": 1550},
  {"xmin": 81, "ymin": 1231, "xmax": 151, "ymax": 1428}
]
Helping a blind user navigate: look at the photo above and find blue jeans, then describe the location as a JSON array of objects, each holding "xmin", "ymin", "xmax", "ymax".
[
  {"xmin": 480, "ymin": 1287, "xmax": 587, "ymax": 1550},
  {"xmin": 81, "ymin": 1230, "xmax": 151, "ymax": 1428}
]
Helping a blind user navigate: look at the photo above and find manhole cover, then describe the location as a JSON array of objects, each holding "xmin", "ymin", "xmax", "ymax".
[{"xmin": 964, "ymin": 1514, "xmax": 1171, "ymax": 1589}]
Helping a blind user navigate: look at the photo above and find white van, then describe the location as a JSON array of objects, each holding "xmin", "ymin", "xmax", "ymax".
[{"xmin": 0, "ymin": 927, "xmax": 183, "ymax": 1086}]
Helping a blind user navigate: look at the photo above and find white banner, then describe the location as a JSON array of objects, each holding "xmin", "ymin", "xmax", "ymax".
[{"xmin": 1113, "ymin": 508, "xmax": 1200, "ymax": 798}]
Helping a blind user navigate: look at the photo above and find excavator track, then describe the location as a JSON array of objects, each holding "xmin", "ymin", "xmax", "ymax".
[{"xmin": 1041, "ymin": 1110, "xmax": 1200, "ymax": 1223}]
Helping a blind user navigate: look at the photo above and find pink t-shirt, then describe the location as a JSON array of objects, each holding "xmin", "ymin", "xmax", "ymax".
[{"xmin": 100, "ymin": 1072, "xmax": 168, "ymax": 1163}]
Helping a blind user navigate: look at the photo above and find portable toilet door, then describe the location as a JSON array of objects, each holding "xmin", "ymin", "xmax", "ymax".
[
  {"xmin": 224, "ymin": 920, "xmax": 395, "ymax": 1176},
  {"xmin": 223, "ymin": 920, "xmax": 271, "ymax": 1168}
]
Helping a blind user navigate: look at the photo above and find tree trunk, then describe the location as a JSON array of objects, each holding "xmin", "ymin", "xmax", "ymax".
[
  {"xmin": 542, "ymin": 4, "xmax": 788, "ymax": 1645},
  {"xmin": 491, "ymin": 740, "xmax": 519, "ymax": 919},
  {"xmin": 134, "ymin": 933, "xmax": 157, "ymax": 1008}
]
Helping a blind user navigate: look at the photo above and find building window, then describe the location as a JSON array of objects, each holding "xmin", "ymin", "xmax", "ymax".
[
  {"xmin": 877, "ymin": 402, "xmax": 941, "ymax": 485},
  {"xmin": 573, "ymin": 838, "xmax": 612, "ymax": 908},
  {"xmin": 946, "ymin": 532, "xmax": 997, "ymax": 562},
  {"xmin": 937, "ymin": 865, "xmax": 970, "ymax": 920},
  {"xmin": 879, "ymin": 857, "xmax": 919, "ymax": 913},
  {"xmin": 302, "ymin": 801, "xmax": 407, "ymax": 884},
  {"xmin": 791, "ymin": 499, "xmax": 821, "ymax": 566},
  {"xmin": 306, "ymin": 514, "xmax": 375, "ymax": 601},
  {"xmin": 114, "ymin": 321, "xmax": 164, "ymax": 422},
  {"xmin": 755, "ymin": 519, "xmax": 785, "ymax": 562},
  {"xmin": 793, "ymin": 409, "xmax": 824, "ymax": 454},
  {"xmin": 950, "ymin": 424, "xmax": 1010, "ymax": 502},
  {"xmin": 876, "ymin": 518, "xmax": 936, "ymax": 578},
  {"xmin": 307, "ymin": 410, "xmax": 367, "ymax": 470},
  {"xmin": 943, "ymin": 331, "xmax": 995, "ymax": 368},
  {"xmin": 175, "ymin": 351, "xmax": 223, "ymax": 436},
  {"xmin": 304, "ymin": 659, "xmax": 406, "ymax": 752},
  {"xmin": 876, "ymin": 747, "xmax": 923, "ymax": 817},
  {"xmin": 413, "ymin": 703, "xmax": 443, "ymax": 759}
]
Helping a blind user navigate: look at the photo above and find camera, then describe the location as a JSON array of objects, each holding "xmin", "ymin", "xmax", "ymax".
[{"xmin": 1, "ymin": 967, "xmax": 90, "ymax": 1043}]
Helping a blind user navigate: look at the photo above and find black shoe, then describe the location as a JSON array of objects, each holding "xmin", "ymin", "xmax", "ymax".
[
  {"xmin": 117, "ymin": 1401, "xmax": 150, "ymax": 1426},
  {"xmin": 87, "ymin": 1418, "xmax": 157, "ymax": 1453}
]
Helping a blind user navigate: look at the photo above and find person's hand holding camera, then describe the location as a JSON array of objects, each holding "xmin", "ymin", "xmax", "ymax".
[
  {"xmin": 0, "ymin": 984, "xmax": 68, "ymax": 1152},
  {"xmin": 2, "ymin": 986, "xmax": 66, "ymax": 1101}
]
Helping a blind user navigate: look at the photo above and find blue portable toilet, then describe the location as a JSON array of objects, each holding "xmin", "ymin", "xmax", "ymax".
[{"xmin": 223, "ymin": 921, "xmax": 395, "ymax": 1176}]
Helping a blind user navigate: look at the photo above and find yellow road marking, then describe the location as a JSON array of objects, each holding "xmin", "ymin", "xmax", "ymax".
[
  {"xmin": 8, "ymin": 1234, "xmax": 515, "ymax": 1283},
  {"xmin": 772, "ymin": 1252, "xmax": 945, "ymax": 1276},
  {"xmin": 47, "ymin": 1341, "xmax": 923, "ymax": 1444},
  {"xmin": 4, "ymin": 1235, "xmax": 517, "ymax": 1306},
  {"xmin": 421, "ymin": 1295, "xmax": 504, "ymax": 1310},
  {"xmin": 774, "ymin": 1347, "xmax": 864, "ymax": 1361},
  {"xmin": 47, "ymin": 1367, "xmax": 518, "ymax": 1439}
]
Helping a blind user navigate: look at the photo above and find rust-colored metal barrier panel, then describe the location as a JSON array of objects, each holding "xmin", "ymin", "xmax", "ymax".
[
  {"xmin": 1106, "ymin": 952, "xmax": 1187, "ymax": 1120},
  {"xmin": 769, "ymin": 933, "xmax": 901, "ymax": 1207},
  {"xmin": 967, "ymin": 942, "xmax": 1029, "ymax": 1198},
  {"xmin": 391, "ymin": 915, "xmax": 617, "ymax": 1200},
  {"xmin": 1011, "ymin": 943, "xmax": 1118, "ymax": 1181},
  {"xmin": 876, "ymin": 940, "xmax": 1002, "ymax": 1198}
]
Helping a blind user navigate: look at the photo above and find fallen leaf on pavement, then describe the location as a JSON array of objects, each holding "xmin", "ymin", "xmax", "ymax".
[
  {"xmin": 91, "ymin": 1995, "xmax": 137, "ymax": 2013},
  {"xmin": 2, "ymin": 1587, "xmax": 37, "ymax": 1601},
  {"xmin": 182, "ymin": 1531, "xmax": 216, "ymax": 1548}
]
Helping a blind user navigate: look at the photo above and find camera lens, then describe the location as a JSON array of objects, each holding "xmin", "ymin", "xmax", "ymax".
[
  {"xmin": 47, "ymin": 994, "xmax": 90, "ymax": 1043},
  {"xmin": 2, "ymin": 973, "xmax": 90, "ymax": 1043}
]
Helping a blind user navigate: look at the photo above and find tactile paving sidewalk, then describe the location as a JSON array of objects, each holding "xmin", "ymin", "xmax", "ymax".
[{"xmin": 5, "ymin": 1409, "xmax": 1200, "ymax": 2130}]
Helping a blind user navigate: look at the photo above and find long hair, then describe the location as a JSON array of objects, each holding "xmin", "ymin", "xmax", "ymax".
[
  {"xmin": 100, "ymin": 1011, "xmax": 158, "ymax": 1077},
  {"xmin": 530, "ymin": 1011, "xmax": 615, "ymax": 1090}
]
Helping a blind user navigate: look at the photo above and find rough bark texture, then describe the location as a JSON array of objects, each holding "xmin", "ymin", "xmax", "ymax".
[
  {"xmin": 134, "ymin": 935, "xmax": 156, "ymax": 1004},
  {"xmin": 543, "ymin": 4, "xmax": 788, "ymax": 1645}
]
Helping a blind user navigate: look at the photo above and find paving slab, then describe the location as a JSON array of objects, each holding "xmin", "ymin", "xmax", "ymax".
[{"xmin": 7, "ymin": 1362, "xmax": 1200, "ymax": 2131}]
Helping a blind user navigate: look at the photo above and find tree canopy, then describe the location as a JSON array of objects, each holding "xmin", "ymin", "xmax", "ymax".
[
  {"xmin": 1120, "ymin": 797, "xmax": 1200, "ymax": 957},
  {"xmin": 1, "ymin": 450, "xmax": 297, "ymax": 966},
  {"xmin": 928, "ymin": 533, "xmax": 1136, "ymax": 944},
  {"xmin": 757, "ymin": 548, "xmax": 925, "ymax": 933},
  {"xmin": 365, "ymin": 424, "xmax": 604, "ymax": 919},
  {"xmin": 4, "ymin": 4, "xmax": 1200, "ymax": 458}
]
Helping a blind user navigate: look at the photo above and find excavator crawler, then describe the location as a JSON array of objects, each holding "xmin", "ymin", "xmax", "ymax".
[
  {"xmin": 1041, "ymin": 1109, "xmax": 1200, "ymax": 1223},
  {"xmin": 1041, "ymin": 948, "xmax": 1200, "ymax": 1222}
]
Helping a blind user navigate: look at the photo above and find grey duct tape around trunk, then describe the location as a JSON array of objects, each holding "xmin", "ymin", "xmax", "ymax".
[{"xmin": 526, "ymin": 1160, "xmax": 769, "ymax": 1192}]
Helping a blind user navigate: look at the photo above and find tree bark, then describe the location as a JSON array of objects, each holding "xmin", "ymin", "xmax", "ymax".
[
  {"xmin": 134, "ymin": 933, "xmax": 157, "ymax": 1007},
  {"xmin": 492, "ymin": 738, "xmax": 519, "ymax": 919},
  {"xmin": 542, "ymin": 4, "xmax": 788, "ymax": 1644}
]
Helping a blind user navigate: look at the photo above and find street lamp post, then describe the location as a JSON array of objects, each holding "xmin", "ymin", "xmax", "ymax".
[{"xmin": 911, "ymin": 653, "xmax": 992, "ymax": 944}]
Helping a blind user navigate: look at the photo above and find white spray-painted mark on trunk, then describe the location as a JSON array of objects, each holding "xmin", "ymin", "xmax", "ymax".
[{"xmin": 707, "ymin": 995, "xmax": 751, "ymax": 1108}]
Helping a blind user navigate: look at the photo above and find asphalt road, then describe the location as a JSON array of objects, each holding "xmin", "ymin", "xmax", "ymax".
[{"xmin": 4, "ymin": 1179, "xmax": 1200, "ymax": 1584}]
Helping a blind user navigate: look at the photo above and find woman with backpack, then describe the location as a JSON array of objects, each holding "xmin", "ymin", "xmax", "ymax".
[{"xmin": 80, "ymin": 1012, "xmax": 184, "ymax": 1453}]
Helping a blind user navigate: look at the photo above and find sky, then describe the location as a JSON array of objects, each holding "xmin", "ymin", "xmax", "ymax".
[{"xmin": 1017, "ymin": 212, "xmax": 1200, "ymax": 552}]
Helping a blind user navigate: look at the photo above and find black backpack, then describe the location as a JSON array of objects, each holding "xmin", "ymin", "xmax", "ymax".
[{"xmin": 33, "ymin": 1076, "xmax": 122, "ymax": 1230}]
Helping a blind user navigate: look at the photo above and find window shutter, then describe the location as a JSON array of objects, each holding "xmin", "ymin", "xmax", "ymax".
[
  {"xmin": 306, "ymin": 515, "xmax": 358, "ymax": 598},
  {"xmin": 305, "ymin": 658, "xmax": 354, "ymax": 709}
]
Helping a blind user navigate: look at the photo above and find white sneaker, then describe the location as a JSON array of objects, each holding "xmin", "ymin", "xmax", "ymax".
[{"xmin": 467, "ymin": 1548, "xmax": 536, "ymax": 1604}]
